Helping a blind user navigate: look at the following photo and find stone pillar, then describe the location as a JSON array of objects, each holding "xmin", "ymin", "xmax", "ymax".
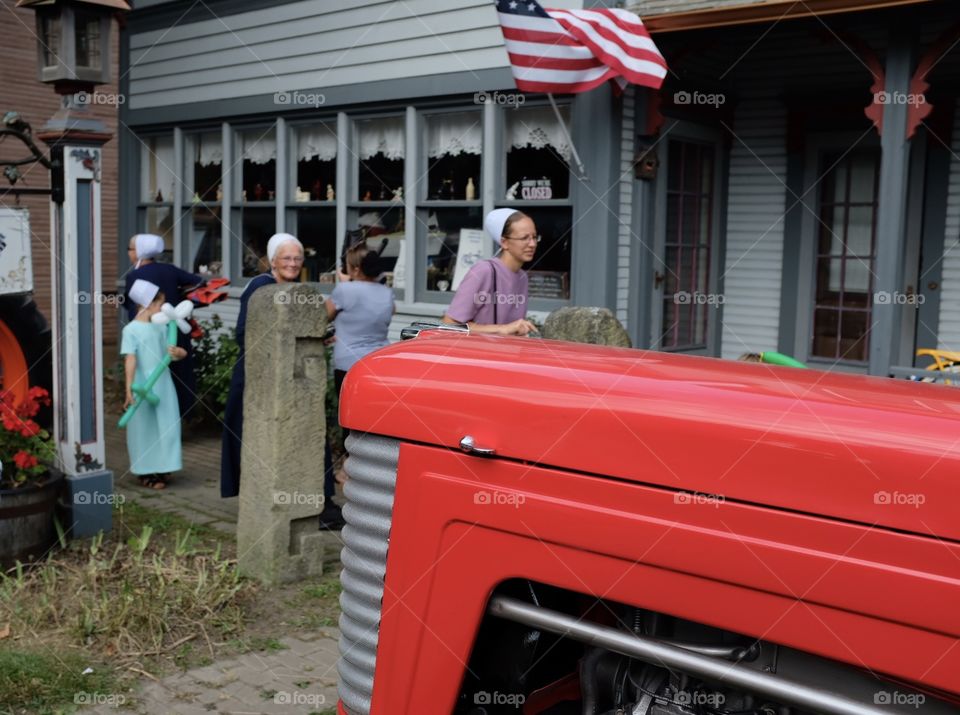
[{"xmin": 238, "ymin": 282, "xmax": 328, "ymax": 585}]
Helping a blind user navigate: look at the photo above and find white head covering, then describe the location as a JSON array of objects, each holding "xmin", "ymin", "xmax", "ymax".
[
  {"xmin": 266, "ymin": 233, "xmax": 304, "ymax": 262},
  {"xmin": 129, "ymin": 278, "xmax": 160, "ymax": 308},
  {"xmin": 483, "ymin": 208, "xmax": 519, "ymax": 246},
  {"xmin": 133, "ymin": 233, "xmax": 165, "ymax": 268}
]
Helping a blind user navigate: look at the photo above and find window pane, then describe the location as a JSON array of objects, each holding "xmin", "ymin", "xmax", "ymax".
[
  {"xmin": 75, "ymin": 12, "xmax": 100, "ymax": 69},
  {"xmin": 140, "ymin": 206, "xmax": 174, "ymax": 261},
  {"xmin": 817, "ymin": 205, "xmax": 846, "ymax": 256},
  {"xmin": 812, "ymin": 308, "xmax": 840, "ymax": 359},
  {"xmin": 238, "ymin": 127, "xmax": 276, "ymax": 202},
  {"xmin": 186, "ymin": 132, "xmax": 222, "ymax": 203},
  {"xmin": 422, "ymin": 207, "xmax": 484, "ymax": 293},
  {"xmin": 846, "ymin": 206, "xmax": 874, "ymax": 256},
  {"xmin": 140, "ymin": 135, "xmax": 175, "ymax": 203},
  {"xmin": 357, "ymin": 117, "xmax": 405, "ymax": 202},
  {"xmin": 425, "ymin": 112, "xmax": 481, "ymax": 201},
  {"xmin": 843, "ymin": 258, "xmax": 871, "ymax": 301},
  {"xmin": 187, "ymin": 205, "xmax": 222, "ymax": 276},
  {"xmin": 505, "ymin": 106, "xmax": 571, "ymax": 200},
  {"xmin": 295, "ymin": 124, "xmax": 337, "ymax": 202},
  {"xmin": 296, "ymin": 208, "xmax": 337, "ymax": 284},
  {"xmin": 840, "ymin": 310, "xmax": 870, "ymax": 362},
  {"xmin": 240, "ymin": 207, "xmax": 275, "ymax": 278},
  {"xmin": 849, "ymin": 153, "xmax": 878, "ymax": 203}
]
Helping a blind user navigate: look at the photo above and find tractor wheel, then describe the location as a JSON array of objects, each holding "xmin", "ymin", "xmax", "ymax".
[{"xmin": 0, "ymin": 296, "xmax": 53, "ymax": 428}]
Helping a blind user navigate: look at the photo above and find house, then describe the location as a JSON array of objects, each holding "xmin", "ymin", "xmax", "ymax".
[{"xmin": 118, "ymin": 0, "xmax": 959, "ymax": 376}]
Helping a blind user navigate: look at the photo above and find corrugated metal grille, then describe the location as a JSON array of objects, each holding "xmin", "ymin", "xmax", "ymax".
[
  {"xmin": 617, "ymin": 88, "xmax": 636, "ymax": 327},
  {"xmin": 338, "ymin": 432, "xmax": 400, "ymax": 715},
  {"xmin": 937, "ymin": 97, "xmax": 960, "ymax": 350}
]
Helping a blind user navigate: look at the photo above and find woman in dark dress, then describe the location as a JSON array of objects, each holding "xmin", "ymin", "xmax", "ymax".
[
  {"xmin": 124, "ymin": 234, "xmax": 204, "ymax": 418},
  {"xmin": 220, "ymin": 233, "xmax": 304, "ymax": 499}
]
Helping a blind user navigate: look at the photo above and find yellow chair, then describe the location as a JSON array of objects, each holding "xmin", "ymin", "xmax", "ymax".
[{"xmin": 915, "ymin": 349, "xmax": 960, "ymax": 384}]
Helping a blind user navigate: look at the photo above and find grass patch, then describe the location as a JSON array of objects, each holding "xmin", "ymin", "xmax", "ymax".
[
  {"xmin": 0, "ymin": 648, "xmax": 123, "ymax": 715},
  {"xmin": 0, "ymin": 501, "xmax": 254, "ymax": 711}
]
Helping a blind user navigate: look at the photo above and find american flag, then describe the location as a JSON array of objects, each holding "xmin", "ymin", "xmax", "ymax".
[{"xmin": 495, "ymin": 0, "xmax": 668, "ymax": 94}]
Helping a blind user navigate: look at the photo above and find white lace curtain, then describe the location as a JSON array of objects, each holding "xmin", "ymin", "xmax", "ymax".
[
  {"xmin": 195, "ymin": 133, "xmax": 223, "ymax": 167},
  {"xmin": 506, "ymin": 106, "xmax": 572, "ymax": 162},
  {"xmin": 240, "ymin": 129, "xmax": 277, "ymax": 165},
  {"xmin": 357, "ymin": 117, "xmax": 405, "ymax": 160},
  {"xmin": 298, "ymin": 125, "xmax": 338, "ymax": 162},
  {"xmin": 426, "ymin": 112, "xmax": 482, "ymax": 158},
  {"xmin": 140, "ymin": 136, "xmax": 175, "ymax": 202}
]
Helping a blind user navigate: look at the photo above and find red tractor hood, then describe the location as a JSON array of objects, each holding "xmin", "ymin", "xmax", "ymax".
[{"xmin": 340, "ymin": 333, "xmax": 960, "ymax": 542}]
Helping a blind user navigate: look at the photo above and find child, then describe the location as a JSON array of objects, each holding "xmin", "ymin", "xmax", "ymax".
[{"xmin": 121, "ymin": 279, "xmax": 186, "ymax": 489}]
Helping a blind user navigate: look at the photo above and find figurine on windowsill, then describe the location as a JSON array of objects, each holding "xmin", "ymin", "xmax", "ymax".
[
  {"xmin": 326, "ymin": 184, "xmax": 335, "ymax": 201},
  {"xmin": 465, "ymin": 177, "xmax": 476, "ymax": 201},
  {"xmin": 155, "ymin": 189, "xmax": 164, "ymax": 202},
  {"xmin": 254, "ymin": 183, "xmax": 264, "ymax": 201},
  {"xmin": 392, "ymin": 186, "xmax": 403, "ymax": 202},
  {"xmin": 216, "ymin": 184, "xmax": 224, "ymax": 202},
  {"xmin": 241, "ymin": 190, "xmax": 247, "ymax": 202},
  {"xmin": 362, "ymin": 190, "xmax": 372, "ymax": 201},
  {"xmin": 312, "ymin": 179, "xmax": 322, "ymax": 201},
  {"xmin": 505, "ymin": 181, "xmax": 519, "ymax": 200},
  {"xmin": 295, "ymin": 186, "xmax": 310, "ymax": 202},
  {"xmin": 378, "ymin": 185, "xmax": 388, "ymax": 201},
  {"xmin": 192, "ymin": 192, "xmax": 201, "ymax": 204},
  {"xmin": 268, "ymin": 190, "xmax": 275, "ymax": 201}
]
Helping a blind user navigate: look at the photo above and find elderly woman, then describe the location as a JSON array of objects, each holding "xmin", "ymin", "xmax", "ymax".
[
  {"xmin": 220, "ymin": 233, "xmax": 304, "ymax": 498},
  {"xmin": 442, "ymin": 209, "xmax": 538, "ymax": 336},
  {"xmin": 124, "ymin": 233, "xmax": 204, "ymax": 417}
]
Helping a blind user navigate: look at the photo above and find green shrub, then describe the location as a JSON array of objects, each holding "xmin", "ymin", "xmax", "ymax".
[{"xmin": 192, "ymin": 315, "xmax": 239, "ymax": 421}]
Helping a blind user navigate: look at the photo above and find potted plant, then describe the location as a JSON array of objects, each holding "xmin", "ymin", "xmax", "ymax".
[{"xmin": 0, "ymin": 387, "xmax": 62, "ymax": 567}]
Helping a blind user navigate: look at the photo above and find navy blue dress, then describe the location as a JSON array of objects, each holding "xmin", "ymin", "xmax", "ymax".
[
  {"xmin": 124, "ymin": 263, "xmax": 204, "ymax": 417},
  {"xmin": 220, "ymin": 273, "xmax": 276, "ymax": 498}
]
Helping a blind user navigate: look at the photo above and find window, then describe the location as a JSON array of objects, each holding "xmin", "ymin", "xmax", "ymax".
[
  {"xmin": 184, "ymin": 132, "xmax": 223, "ymax": 275},
  {"xmin": 356, "ymin": 117, "xmax": 404, "ymax": 201},
  {"xmin": 498, "ymin": 105, "xmax": 573, "ymax": 300},
  {"xmin": 290, "ymin": 123, "xmax": 338, "ymax": 285},
  {"xmin": 418, "ymin": 111, "xmax": 483, "ymax": 300},
  {"xmin": 351, "ymin": 117, "xmax": 405, "ymax": 291},
  {"xmin": 137, "ymin": 135, "xmax": 175, "ymax": 262},
  {"xmin": 235, "ymin": 125, "xmax": 277, "ymax": 278},
  {"xmin": 811, "ymin": 150, "xmax": 880, "ymax": 363},
  {"xmin": 660, "ymin": 140, "xmax": 715, "ymax": 350}
]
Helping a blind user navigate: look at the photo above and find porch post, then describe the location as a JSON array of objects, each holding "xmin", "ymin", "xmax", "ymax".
[{"xmin": 870, "ymin": 31, "xmax": 915, "ymax": 376}]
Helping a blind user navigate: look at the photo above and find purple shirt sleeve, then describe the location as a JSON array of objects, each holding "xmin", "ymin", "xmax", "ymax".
[{"xmin": 446, "ymin": 262, "xmax": 494, "ymax": 323}]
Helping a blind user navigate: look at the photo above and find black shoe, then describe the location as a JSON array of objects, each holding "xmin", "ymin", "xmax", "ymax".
[{"xmin": 318, "ymin": 503, "xmax": 345, "ymax": 531}]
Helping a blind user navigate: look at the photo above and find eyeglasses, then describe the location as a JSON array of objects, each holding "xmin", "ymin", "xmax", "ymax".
[
  {"xmin": 504, "ymin": 234, "xmax": 541, "ymax": 244},
  {"xmin": 277, "ymin": 256, "xmax": 304, "ymax": 265}
]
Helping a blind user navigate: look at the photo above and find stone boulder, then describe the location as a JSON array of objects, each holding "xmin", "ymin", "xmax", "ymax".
[{"xmin": 541, "ymin": 306, "xmax": 632, "ymax": 348}]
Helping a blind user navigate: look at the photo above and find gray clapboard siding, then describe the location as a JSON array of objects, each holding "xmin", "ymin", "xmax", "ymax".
[
  {"xmin": 720, "ymin": 98, "xmax": 787, "ymax": 359},
  {"xmin": 936, "ymin": 98, "xmax": 960, "ymax": 351},
  {"xmin": 617, "ymin": 89, "xmax": 636, "ymax": 326},
  {"xmin": 127, "ymin": 0, "xmax": 589, "ymax": 110}
]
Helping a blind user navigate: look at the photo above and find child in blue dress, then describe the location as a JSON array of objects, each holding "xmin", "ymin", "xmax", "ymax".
[{"xmin": 121, "ymin": 279, "xmax": 186, "ymax": 489}]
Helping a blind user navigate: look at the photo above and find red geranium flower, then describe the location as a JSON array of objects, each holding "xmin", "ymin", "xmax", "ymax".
[
  {"xmin": 13, "ymin": 451, "xmax": 38, "ymax": 470},
  {"xmin": 18, "ymin": 420, "xmax": 40, "ymax": 438}
]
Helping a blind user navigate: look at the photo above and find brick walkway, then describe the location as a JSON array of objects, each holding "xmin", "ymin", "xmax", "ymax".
[
  {"xmin": 104, "ymin": 411, "xmax": 239, "ymax": 534},
  {"xmin": 86, "ymin": 631, "xmax": 341, "ymax": 715},
  {"xmin": 97, "ymin": 412, "xmax": 343, "ymax": 715}
]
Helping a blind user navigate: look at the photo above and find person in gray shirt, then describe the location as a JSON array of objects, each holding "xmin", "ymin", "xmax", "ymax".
[{"xmin": 324, "ymin": 242, "xmax": 395, "ymax": 484}]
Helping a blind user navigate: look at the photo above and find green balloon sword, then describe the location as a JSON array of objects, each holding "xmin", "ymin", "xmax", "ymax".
[{"xmin": 118, "ymin": 300, "xmax": 193, "ymax": 429}]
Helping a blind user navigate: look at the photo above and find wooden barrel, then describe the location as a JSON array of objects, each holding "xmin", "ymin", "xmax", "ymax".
[{"xmin": 0, "ymin": 471, "xmax": 64, "ymax": 567}]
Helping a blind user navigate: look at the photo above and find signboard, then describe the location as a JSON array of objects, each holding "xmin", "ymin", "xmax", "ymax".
[
  {"xmin": 0, "ymin": 208, "xmax": 32, "ymax": 296},
  {"xmin": 520, "ymin": 178, "xmax": 552, "ymax": 200},
  {"xmin": 527, "ymin": 270, "xmax": 568, "ymax": 299},
  {"xmin": 451, "ymin": 228, "xmax": 486, "ymax": 291}
]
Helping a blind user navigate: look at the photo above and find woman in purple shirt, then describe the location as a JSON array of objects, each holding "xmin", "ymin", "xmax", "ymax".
[{"xmin": 443, "ymin": 209, "xmax": 538, "ymax": 336}]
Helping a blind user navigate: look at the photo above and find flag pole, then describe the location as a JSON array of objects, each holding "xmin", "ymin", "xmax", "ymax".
[{"xmin": 547, "ymin": 92, "xmax": 588, "ymax": 181}]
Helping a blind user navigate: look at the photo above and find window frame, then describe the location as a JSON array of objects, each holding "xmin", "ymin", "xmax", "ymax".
[{"xmin": 231, "ymin": 121, "xmax": 279, "ymax": 283}]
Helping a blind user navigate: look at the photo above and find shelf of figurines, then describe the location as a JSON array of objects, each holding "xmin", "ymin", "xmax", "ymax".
[{"xmin": 287, "ymin": 201, "xmax": 336, "ymax": 207}]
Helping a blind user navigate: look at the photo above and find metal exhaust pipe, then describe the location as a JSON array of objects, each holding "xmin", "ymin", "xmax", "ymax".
[{"xmin": 488, "ymin": 596, "xmax": 936, "ymax": 715}]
